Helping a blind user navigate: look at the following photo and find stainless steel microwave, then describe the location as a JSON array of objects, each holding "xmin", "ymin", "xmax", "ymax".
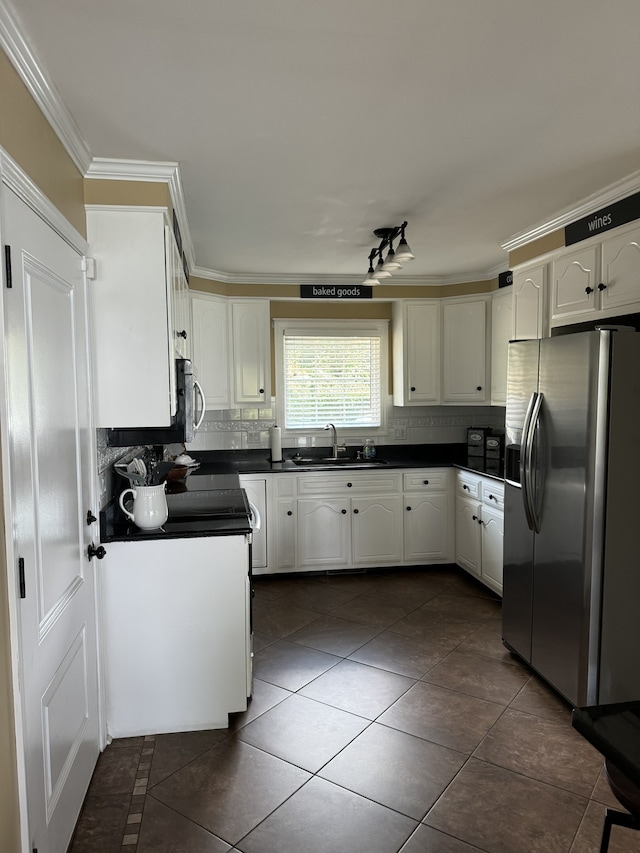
[{"xmin": 106, "ymin": 358, "xmax": 204, "ymax": 447}]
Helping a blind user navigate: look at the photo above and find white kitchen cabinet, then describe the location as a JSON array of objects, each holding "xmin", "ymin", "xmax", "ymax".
[
  {"xmin": 551, "ymin": 222, "xmax": 640, "ymax": 327},
  {"xmin": 230, "ymin": 299, "xmax": 271, "ymax": 406},
  {"xmin": 191, "ymin": 292, "xmax": 230, "ymax": 409},
  {"xmin": 455, "ymin": 469, "xmax": 504, "ymax": 594},
  {"xmin": 351, "ymin": 495, "xmax": 404, "ymax": 566},
  {"xmin": 512, "ymin": 261, "xmax": 549, "ymax": 340},
  {"xmin": 392, "ymin": 300, "xmax": 441, "ymax": 405},
  {"xmin": 490, "ymin": 286, "xmax": 513, "ymax": 406},
  {"xmin": 442, "ymin": 297, "xmax": 490, "ymax": 404},
  {"xmin": 270, "ymin": 475, "xmax": 297, "ymax": 573},
  {"xmin": 87, "ymin": 206, "xmax": 179, "ymax": 428},
  {"xmin": 169, "ymin": 235, "xmax": 191, "ymax": 360},
  {"xmin": 101, "ymin": 536, "xmax": 250, "ymax": 737},
  {"xmin": 297, "ymin": 497, "xmax": 351, "ymax": 570},
  {"xmin": 403, "ymin": 469, "xmax": 453, "ymax": 563}
]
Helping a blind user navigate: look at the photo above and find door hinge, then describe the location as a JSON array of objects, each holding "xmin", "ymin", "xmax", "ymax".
[
  {"xmin": 18, "ymin": 557, "xmax": 26, "ymax": 599},
  {"xmin": 4, "ymin": 245, "xmax": 12, "ymax": 288},
  {"xmin": 82, "ymin": 256, "xmax": 96, "ymax": 280}
]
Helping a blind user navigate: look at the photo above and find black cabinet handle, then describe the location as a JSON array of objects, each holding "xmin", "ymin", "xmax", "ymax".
[
  {"xmin": 463, "ymin": 484, "xmax": 470, "ymax": 491},
  {"xmin": 406, "ymin": 506, "xmax": 412, "ymax": 511},
  {"xmin": 87, "ymin": 543, "xmax": 106, "ymax": 561},
  {"xmin": 585, "ymin": 286, "xmax": 594, "ymax": 295},
  {"xmin": 341, "ymin": 509, "xmax": 347, "ymax": 514},
  {"xmin": 598, "ymin": 283, "xmax": 607, "ymax": 291},
  {"xmin": 353, "ymin": 508, "xmax": 359, "ymax": 514},
  {"xmin": 410, "ymin": 386, "xmax": 416, "ymax": 392},
  {"xmin": 86, "ymin": 510, "xmax": 97, "ymax": 525},
  {"xmin": 472, "ymin": 514, "xmax": 478, "ymax": 521},
  {"xmin": 177, "ymin": 329, "xmax": 187, "ymax": 339},
  {"xmin": 287, "ymin": 510, "xmax": 292, "ymax": 516},
  {"xmin": 347, "ymin": 482, "xmax": 352, "ymax": 488},
  {"xmin": 259, "ymin": 388, "xmax": 265, "ymax": 394},
  {"xmin": 423, "ymin": 480, "xmax": 429, "ymax": 485},
  {"xmin": 476, "ymin": 386, "xmax": 482, "ymax": 391}
]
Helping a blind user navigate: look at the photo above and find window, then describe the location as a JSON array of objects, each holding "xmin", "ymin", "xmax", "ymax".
[{"xmin": 274, "ymin": 319, "xmax": 388, "ymax": 433}]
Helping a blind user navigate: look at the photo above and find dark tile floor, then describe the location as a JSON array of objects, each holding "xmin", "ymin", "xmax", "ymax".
[{"xmin": 69, "ymin": 567, "xmax": 639, "ymax": 853}]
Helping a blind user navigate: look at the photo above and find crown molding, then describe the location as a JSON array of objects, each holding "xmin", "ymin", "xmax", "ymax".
[
  {"xmin": 0, "ymin": 145, "xmax": 88, "ymax": 253},
  {"xmin": 85, "ymin": 157, "xmax": 195, "ymax": 270},
  {"xmin": 189, "ymin": 265, "xmax": 499, "ymax": 287},
  {"xmin": 502, "ymin": 169, "xmax": 640, "ymax": 252},
  {"xmin": 0, "ymin": 0, "xmax": 92, "ymax": 173}
]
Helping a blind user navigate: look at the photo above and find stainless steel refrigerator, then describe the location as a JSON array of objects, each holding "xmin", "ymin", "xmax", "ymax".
[{"xmin": 502, "ymin": 328, "xmax": 640, "ymax": 707}]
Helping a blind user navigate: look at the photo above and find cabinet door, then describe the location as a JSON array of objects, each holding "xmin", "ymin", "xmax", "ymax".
[
  {"xmin": 230, "ymin": 299, "xmax": 271, "ymax": 406},
  {"xmin": 480, "ymin": 504, "xmax": 504, "ymax": 596},
  {"xmin": 600, "ymin": 222, "xmax": 640, "ymax": 313},
  {"xmin": 273, "ymin": 499, "xmax": 297, "ymax": 571},
  {"xmin": 455, "ymin": 495, "xmax": 482, "ymax": 578},
  {"xmin": 513, "ymin": 264, "xmax": 547, "ymax": 340},
  {"xmin": 551, "ymin": 245, "xmax": 599, "ymax": 321},
  {"xmin": 491, "ymin": 288, "xmax": 513, "ymax": 406},
  {"xmin": 191, "ymin": 293, "xmax": 230, "ymax": 409},
  {"xmin": 404, "ymin": 492, "xmax": 450, "ymax": 563},
  {"xmin": 351, "ymin": 495, "xmax": 403, "ymax": 565},
  {"xmin": 297, "ymin": 498, "xmax": 350, "ymax": 570},
  {"xmin": 87, "ymin": 207, "xmax": 176, "ymax": 427},
  {"xmin": 168, "ymin": 232, "xmax": 191, "ymax": 360},
  {"xmin": 442, "ymin": 299, "xmax": 488, "ymax": 403},
  {"xmin": 392, "ymin": 301, "xmax": 441, "ymax": 405}
]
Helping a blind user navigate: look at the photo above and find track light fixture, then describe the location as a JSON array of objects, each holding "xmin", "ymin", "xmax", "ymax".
[{"xmin": 362, "ymin": 221, "xmax": 414, "ymax": 285}]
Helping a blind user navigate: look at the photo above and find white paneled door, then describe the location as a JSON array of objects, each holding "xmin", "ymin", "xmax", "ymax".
[{"xmin": 2, "ymin": 187, "xmax": 100, "ymax": 852}]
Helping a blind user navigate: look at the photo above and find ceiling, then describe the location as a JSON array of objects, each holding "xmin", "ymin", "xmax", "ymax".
[{"xmin": 5, "ymin": 0, "xmax": 640, "ymax": 284}]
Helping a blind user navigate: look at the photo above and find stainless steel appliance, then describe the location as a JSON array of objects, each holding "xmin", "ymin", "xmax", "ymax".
[
  {"xmin": 106, "ymin": 358, "xmax": 205, "ymax": 446},
  {"xmin": 503, "ymin": 328, "xmax": 640, "ymax": 707}
]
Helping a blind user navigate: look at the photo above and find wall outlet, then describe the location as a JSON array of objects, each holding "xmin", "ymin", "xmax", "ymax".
[{"xmin": 394, "ymin": 426, "xmax": 407, "ymax": 440}]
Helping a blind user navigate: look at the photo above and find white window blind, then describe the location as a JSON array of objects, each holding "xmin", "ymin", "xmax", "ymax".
[{"xmin": 282, "ymin": 331, "xmax": 382, "ymax": 429}]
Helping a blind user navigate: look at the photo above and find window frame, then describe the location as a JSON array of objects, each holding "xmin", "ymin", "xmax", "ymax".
[{"xmin": 273, "ymin": 318, "xmax": 389, "ymax": 440}]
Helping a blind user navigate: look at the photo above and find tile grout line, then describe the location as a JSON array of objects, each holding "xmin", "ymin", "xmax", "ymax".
[{"xmin": 120, "ymin": 734, "xmax": 156, "ymax": 851}]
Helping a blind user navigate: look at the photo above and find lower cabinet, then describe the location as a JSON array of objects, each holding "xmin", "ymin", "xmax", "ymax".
[
  {"xmin": 101, "ymin": 536, "xmax": 250, "ymax": 737},
  {"xmin": 267, "ymin": 468, "xmax": 453, "ymax": 574},
  {"xmin": 455, "ymin": 470, "xmax": 504, "ymax": 595}
]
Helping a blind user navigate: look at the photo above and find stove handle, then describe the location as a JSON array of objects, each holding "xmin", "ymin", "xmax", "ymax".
[{"xmin": 248, "ymin": 501, "xmax": 261, "ymax": 532}]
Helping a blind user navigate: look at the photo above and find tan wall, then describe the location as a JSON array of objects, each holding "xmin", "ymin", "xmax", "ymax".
[
  {"xmin": 509, "ymin": 230, "xmax": 564, "ymax": 267},
  {"xmin": 84, "ymin": 179, "xmax": 171, "ymax": 209},
  {"xmin": 0, "ymin": 50, "xmax": 86, "ymax": 236}
]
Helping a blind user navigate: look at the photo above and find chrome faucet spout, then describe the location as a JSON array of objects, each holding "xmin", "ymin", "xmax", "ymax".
[{"xmin": 324, "ymin": 423, "xmax": 339, "ymax": 459}]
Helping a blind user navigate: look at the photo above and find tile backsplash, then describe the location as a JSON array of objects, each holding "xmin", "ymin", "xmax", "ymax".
[{"xmin": 185, "ymin": 399, "xmax": 505, "ymax": 452}]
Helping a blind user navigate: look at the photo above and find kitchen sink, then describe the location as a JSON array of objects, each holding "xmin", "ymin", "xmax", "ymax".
[{"xmin": 291, "ymin": 457, "xmax": 389, "ymax": 467}]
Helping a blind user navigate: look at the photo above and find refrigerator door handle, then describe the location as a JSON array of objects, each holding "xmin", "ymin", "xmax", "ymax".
[
  {"xmin": 525, "ymin": 392, "xmax": 544, "ymax": 534},
  {"xmin": 520, "ymin": 391, "xmax": 538, "ymax": 531}
]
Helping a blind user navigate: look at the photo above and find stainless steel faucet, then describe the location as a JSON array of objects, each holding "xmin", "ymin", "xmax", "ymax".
[{"xmin": 324, "ymin": 423, "xmax": 339, "ymax": 459}]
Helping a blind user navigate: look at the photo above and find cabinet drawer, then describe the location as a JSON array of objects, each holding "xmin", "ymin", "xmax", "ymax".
[
  {"xmin": 482, "ymin": 480, "xmax": 504, "ymax": 510},
  {"xmin": 297, "ymin": 471, "xmax": 402, "ymax": 496},
  {"xmin": 456, "ymin": 471, "xmax": 481, "ymax": 500},
  {"xmin": 403, "ymin": 469, "xmax": 450, "ymax": 492}
]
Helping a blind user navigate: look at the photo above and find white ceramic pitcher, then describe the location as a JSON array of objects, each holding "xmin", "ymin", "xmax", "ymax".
[{"xmin": 119, "ymin": 484, "xmax": 168, "ymax": 530}]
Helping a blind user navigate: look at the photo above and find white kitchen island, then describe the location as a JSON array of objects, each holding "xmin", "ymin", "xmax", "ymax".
[{"xmin": 100, "ymin": 534, "xmax": 251, "ymax": 738}]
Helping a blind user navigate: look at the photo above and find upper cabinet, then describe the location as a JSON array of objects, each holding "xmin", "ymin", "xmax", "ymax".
[
  {"xmin": 168, "ymin": 236, "xmax": 191, "ymax": 361},
  {"xmin": 490, "ymin": 286, "xmax": 513, "ymax": 406},
  {"xmin": 190, "ymin": 295, "xmax": 271, "ymax": 410},
  {"xmin": 442, "ymin": 296, "xmax": 490, "ymax": 404},
  {"xmin": 190, "ymin": 292, "xmax": 230, "ymax": 409},
  {"xmin": 392, "ymin": 300, "xmax": 441, "ymax": 406},
  {"xmin": 551, "ymin": 222, "xmax": 640, "ymax": 327},
  {"xmin": 87, "ymin": 206, "xmax": 180, "ymax": 428},
  {"xmin": 229, "ymin": 299, "xmax": 271, "ymax": 407},
  {"xmin": 512, "ymin": 261, "xmax": 548, "ymax": 340}
]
